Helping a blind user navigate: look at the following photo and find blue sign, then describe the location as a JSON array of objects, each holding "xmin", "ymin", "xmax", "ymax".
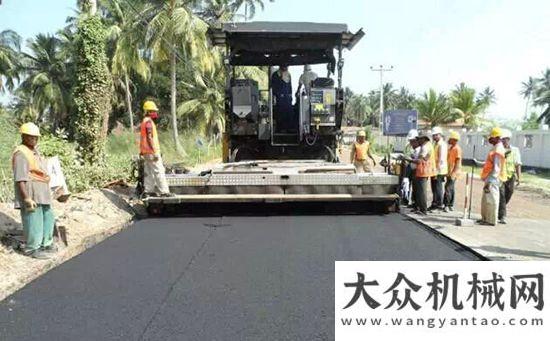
[{"xmin": 383, "ymin": 110, "xmax": 418, "ymax": 136}]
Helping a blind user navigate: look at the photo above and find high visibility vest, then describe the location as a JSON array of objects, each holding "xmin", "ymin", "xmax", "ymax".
[
  {"xmin": 12, "ymin": 145, "xmax": 50, "ymax": 183},
  {"xmin": 504, "ymin": 148, "xmax": 516, "ymax": 180},
  {"xmin": 140, "ymin": 117, "xmax": 160, "ymax": 155},
  {"xmin": 480, "ymin": 145, "xmax": 507, "ymax": 182},
  {"xmin": 353, "ymin": 141, "xmax": 370, "ymax": 161},
  {"xmin": 447, "ymin": 144, "xmax": 462, "ymax": 178},
  {"xmin": 434, "ymin": 140, "xmax": 448, "ymax": 175},
  {"xmin": 416, "ymin": 142, "xmax": 436, "ymax": 178}
]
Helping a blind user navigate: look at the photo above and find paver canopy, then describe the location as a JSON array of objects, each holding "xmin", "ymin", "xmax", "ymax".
[{"xmin": 208, "ymin": 21, "xmax": 364, "ymax": 67}]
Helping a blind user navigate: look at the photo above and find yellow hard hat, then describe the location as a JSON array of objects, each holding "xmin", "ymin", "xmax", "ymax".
[
  {"xmin": 20, "ymin": 122, "xmax": 41, "ymax": 137},
  {"xmin": 489, "ymin": 127, "xmax": 502, "ymax": 138},
  {"xmin": 357, "ymin": 130, "xmax": 366, "ymax": 137},
  {"xmin": 449, "ymin": 130, "xmax": 460, "ymax": 141},
  {"xmin": 143, "ymin": 100, "xmax": 159, "ymax": 112}
]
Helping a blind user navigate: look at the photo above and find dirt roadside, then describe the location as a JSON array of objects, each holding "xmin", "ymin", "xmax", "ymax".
[{"xmin": 0, "ymin": 186, "xmax": 140, "ymax": 302}]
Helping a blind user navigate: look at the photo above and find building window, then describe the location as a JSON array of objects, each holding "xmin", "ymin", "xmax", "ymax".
[
  {"xmin": 467, "ymin": 135, "xmax": 472, "ymax": 146},
  {"xmin": 524, "ymin": 135, "xmax": 533, "ymax": 149}
]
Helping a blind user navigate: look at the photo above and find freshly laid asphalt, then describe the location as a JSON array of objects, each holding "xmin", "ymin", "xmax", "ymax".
[{"xmin": 0, "ymin": 213, "xmax": 479, "ymax": 340}]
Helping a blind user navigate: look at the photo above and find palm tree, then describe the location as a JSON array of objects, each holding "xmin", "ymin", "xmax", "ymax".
[
  {"xmin": 139, "ymin": 0, "xmax": 211, "ymax": 153},
  {"xmin": 534, "ymin": 68, "xmax": 550, "ymax": 123},
  {"xmin": 102, "ymin": 0, "xmax": 150, "ymax": 132},
  {"xmin": 346, "ymin": 94, "xmax": 372, "ymax": 126},
  {"xmin": 394, "ymin": 86, "xmax": 416, "ymax": 109},
  {"xmin": 0, "ymin": 30, "xmax": 22, "ymax": 93},
  {"xmin": 415, "ymin": 89, "xmax": 454, "ymax": 128},
  {"xmin": 19, "ymin": 34, "xmax": 71, "ymax": 130},
  {"xmin": 450, "ymin": 82, "xmax": 491, "ymax": 128},
  {"xmin": 520, "ymin": 76, "xmax": 536, "ymax": 119}
]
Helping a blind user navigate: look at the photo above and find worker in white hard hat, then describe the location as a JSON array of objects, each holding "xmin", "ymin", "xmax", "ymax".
[
  {"xmin": 402, "ymin": 129, "xmax": 420, "ymax": 207},
  {"xmin": 12, "ymin": 123, "xmax": 55, "ymax": 259},
  {"xmin": 497, "ymin": 128, "xmax": 522, "ymax": 224},
  {"xmin": 350, "ymin": 130, "xmax": 376, "ymax": 173},
  {"xmin": 429, "ymin": 127, "xmax": 448, "ymax": 211},
  {"xmin": 140, "ymin": 100, "xmax": 172, "ymax": 197},
  {"xmin": 443, "ymin": 130, "xmax": 462, "ymax": 212},
  {"xmin": 410, "ymin": 130, "xmax": 436, "ymax": 215},
  {"xmin": 297, "ymin": 64, "xmax": 318, "ymax": 96}
]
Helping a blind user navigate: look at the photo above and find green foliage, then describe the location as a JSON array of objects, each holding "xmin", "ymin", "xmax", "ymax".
[
  {"xmin": 72, "ymin": 14, "xmax": 113, "ymax": 164},
  {"xmin": 415, "ymin": 89, "xmax": 455, "ymax": 127},
  {"xmin": 450, "ymin": 83, "xmax": 493, "ymax": 128},
  {"xmin": 522, "ymin": 112, "xmax": 541, "ymax": 130},
  {"xmin": 0, "ymin": 30, "xmax": 22, "ymax": 93}
]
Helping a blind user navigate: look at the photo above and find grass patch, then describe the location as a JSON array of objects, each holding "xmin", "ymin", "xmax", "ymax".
[{"xmin": 0, "ymin": 121, "xmax": 220, "ymax": 203}]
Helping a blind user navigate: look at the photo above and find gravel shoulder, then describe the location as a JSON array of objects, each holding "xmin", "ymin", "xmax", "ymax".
[{"xmin": 0, "ymin": 186, "xmax": 139, "ymax": 301}]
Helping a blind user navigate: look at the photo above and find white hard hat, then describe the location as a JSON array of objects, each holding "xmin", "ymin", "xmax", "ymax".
[
  {"xmin": 406, "ymin": 129, "xmax": 418, "ymax": 140},
  {"xmin": 501, "ymin": 128, "xmax": 512, "ymax": 139},
  {"xmin": 431, "ymin": 126, "xmax": 443, "ymax": 136}
]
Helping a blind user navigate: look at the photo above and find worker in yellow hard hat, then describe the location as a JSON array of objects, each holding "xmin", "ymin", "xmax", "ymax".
[
  {"xmin": 497, "ymin": 129, "xmax": 522, "ymax": 224},
  {"xmin": 476, "ymin": 127, "xmax": 507, "ymax": 226},
  {"xmin": 443, "ymin": 130, "xmax": 462, "ymax": 212},
  {"xmin": 350, "ymin": 130, "xmax": 376, "ymax": 173},
  {"xmin": 140, "ymin": 100, "xmax": 172, "ymax": 197},
  {"xmin": 12, "ymin": 123, "xmax": 55, "ymax": 259},
  {"xmin": 429, "ymin": 127, "xmax": 448, "ymax": 211}
]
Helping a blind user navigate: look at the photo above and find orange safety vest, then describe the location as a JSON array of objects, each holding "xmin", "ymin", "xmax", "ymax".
[
  {"xmin": 12, "ymin": 145, "xmax": 50, "ymax": 183},
  {"xmin": 140, "ymin": 117, "xmax": 160, "ymax": 155},
  {"xmin": 447, "ymin": 144, "xmax": 462, "ymax": 179},
  {"xmin": 353, "ymin": 141, "xmax": 370, "ymax": 161},
  {"xmin": 480, "ymin": 144, "xmax": 507, "ymax": 182},
  {"xmin": 416, "ymin": 142, "xmax": 436, "ymax": 178}
]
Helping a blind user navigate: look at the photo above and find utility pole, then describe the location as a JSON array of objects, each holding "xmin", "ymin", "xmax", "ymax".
[{"xmin": 370, "ymin": 65, "xmax": 393, "ymax": 135}]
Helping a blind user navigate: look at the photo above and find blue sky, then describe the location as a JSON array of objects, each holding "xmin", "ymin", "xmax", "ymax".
[{"xmin": 1, "ymin": 0, "xmax": 549, "ymax": 120}]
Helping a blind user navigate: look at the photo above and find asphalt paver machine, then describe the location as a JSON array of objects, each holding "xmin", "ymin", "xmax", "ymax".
[{"xmin": 145, "ymin": 22, "xmax": 400, "ymax": 215}]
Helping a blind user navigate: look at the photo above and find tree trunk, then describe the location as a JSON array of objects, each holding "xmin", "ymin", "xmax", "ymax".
[
  {"xmin": 170, "ymin": 48, "xmax": 182, "ymax": 153},
  {"xmin": 524, "ymin": 96, "xmax": 530, "ymax": 119},
  {"xmin": 124, "ymin": 73, "xmax": 134, "ymax": 131}
]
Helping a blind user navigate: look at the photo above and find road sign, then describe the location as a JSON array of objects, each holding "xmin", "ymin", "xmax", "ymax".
[{"xmin": 383, "ymin": 110, "xmax": 418, "ymax": 136}]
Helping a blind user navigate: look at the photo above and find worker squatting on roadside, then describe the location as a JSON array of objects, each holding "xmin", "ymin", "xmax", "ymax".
[
  {"xmin": 12, "ymin": 123, "xmax": 55, "ymax": 259},
  {"xmin": 350, "ymin": 130, "xmax": 377, "ymax": 173},
  {"xmin": 140, "ymin": 101, "xmax": 172, "ymax": 198}
]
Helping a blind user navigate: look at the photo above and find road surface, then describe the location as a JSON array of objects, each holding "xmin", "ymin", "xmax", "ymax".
[{"xmin": 0, "ymin": 214, "xmax": 479, "ymax": 340}]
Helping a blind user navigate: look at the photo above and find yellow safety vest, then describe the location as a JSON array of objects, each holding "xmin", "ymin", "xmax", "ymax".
[
  {"xmin": 12, "ymin": 145, "xmax": 50, "ymax": 183},
  {"xmin": 353, "ymin": 141, "xmax": 370, "ymax": 161}
]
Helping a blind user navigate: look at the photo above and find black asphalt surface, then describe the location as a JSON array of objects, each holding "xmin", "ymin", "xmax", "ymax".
[{"xmin": 0, "ymin": 214, "xmax": 479, "ymax": 340}]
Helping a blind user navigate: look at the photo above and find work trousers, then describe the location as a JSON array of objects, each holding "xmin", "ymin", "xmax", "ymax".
[
  {"xmin": 409, "ymin": 173, "xmax": 417, "ymax": 207},
  {"xmin": 498, "ymin": 176, "xmax": 515, "ymax": 220},
  {"xmin": 143, "ymin": 154, "xmax": 170, "ymax": 194},
  {"xmin": 431, "ymin": 175, "xmax": 445, "ymax": 208},
  {"xmin": 354, "ymin": 160, "xmax": 373, "ymax": 173},
  {"xmin": 21, "ymin": 204, "xmax": 55, "ymax": 252},
  {"xmin": 481, "ymin": 182, "xmax": 500, "ymax": 226},
  {"xmin": 415, "ymin": 177, "xmax": 429, "ymax": 213},
  {"xmin": 444, "ymin": 177, "xmax": 456, "ymax": 208}
]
